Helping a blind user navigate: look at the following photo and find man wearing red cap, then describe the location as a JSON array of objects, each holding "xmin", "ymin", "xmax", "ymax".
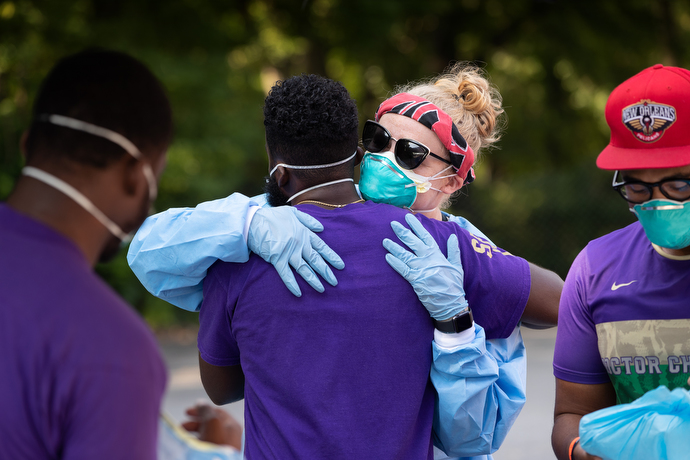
[{"xmin": 551, "ymin": 64, "xmax": 690, "ymax": 460}]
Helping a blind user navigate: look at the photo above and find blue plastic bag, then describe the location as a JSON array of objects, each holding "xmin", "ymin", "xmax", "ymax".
[{"xmin": 580, "ymin": 385, "xmax": 690, "ymax": 460}]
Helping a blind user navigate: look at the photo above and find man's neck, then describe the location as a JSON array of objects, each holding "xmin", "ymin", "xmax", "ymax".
[
  {"xmin": 658, "ymin": 244, "xmax": 690, "ymax": 257},
  {"xmin": 290, "ymin": 180, "xmax": 361, "ymax": 209},
  {"xmin": 414, "ymin": 208, "xmax": 443, "ymax": 221},
  {"xmin": 7, "ymin": 177, "xmax": 110, "ymax": 266}
]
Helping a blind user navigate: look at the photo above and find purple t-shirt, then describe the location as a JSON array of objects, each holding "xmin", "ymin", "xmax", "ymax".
[
  {"xmin": 199, "ymin": 201, "xmax": 530, "ymax": 459},
  {"xmin": 0, "ymin": 204, "xmax": 167, "ymax": 459},
  {"xmin": 553, "ymin": 222, "xmax": 690, "ymax": 404}
]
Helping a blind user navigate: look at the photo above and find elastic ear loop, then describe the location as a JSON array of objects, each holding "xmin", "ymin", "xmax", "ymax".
[
  {"xmin": 42, "ymin": 114, "xmax": 141, "ymax": 157},
  {"xmin": 22, "ymin": 166, "xmax": 130, "ymax": 241},
  {"xmin": 269, "ymin": 150, "xmax": 357, "ymax": 177},
  {"xmin": 40, "ymin": 114, "xmax": 157, "ymax": 200},
  {"xmin": 287, "ymin": 178, "xmax": 354, "ymax": 204}
]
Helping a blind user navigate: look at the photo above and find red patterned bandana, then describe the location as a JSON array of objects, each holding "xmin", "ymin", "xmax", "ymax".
[{"xmin": 375, "ymin": 92, "xmax": 475, "ymax": 184}]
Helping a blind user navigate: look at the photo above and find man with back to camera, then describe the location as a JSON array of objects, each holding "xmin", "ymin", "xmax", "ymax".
[
  {"xmin": 196, "ymin": 73, "xmax": 549, "ymax": 459},
  {"xmin": 552, "ymin": 64, "xmax": 690, "ymax": 460},
  {"xmin": 0, "ymin": 49, "xmax": 171, "ymax": 458},
  {"xmin": 0, "ymin": 48, "xmax": 339, "ymax": 459}
]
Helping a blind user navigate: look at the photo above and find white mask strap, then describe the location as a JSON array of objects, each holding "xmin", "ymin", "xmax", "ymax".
[
  {"xmin": 269, "ymin": 150, "xmax": 358, "ymax": 177},
  {"xmin": 409, "ymin": 207, "xmax": 437, "ymax": 213},
  {"xmin": 403, "ymin": 165, "xmax": 456, "ymax": 192},
  {"xmin": 22, "ymin": 166, "xmax": 130, "ymax": 241},
  {"xmin": 374, "ymin": 151, "xmax": 455, "ymax": 183},
  {"xmin": 426, "ymin": 165, "xmax": 456, "ymax": 181},
  {"xmin": 41, "ymin": 114, "xmax": 141, "ymax": 158},
  {"xmin": 287, "ymin": 178, "xmax": 354, "ymax": 204},
  {"xmin": 39, "ymin": 114, "xmax": 157, "ymax": 201}
]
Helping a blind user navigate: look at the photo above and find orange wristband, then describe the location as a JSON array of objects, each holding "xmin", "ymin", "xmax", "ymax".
[{"xmin": 569, "ymin": 436, "xmax": 580, "ymax": 460}]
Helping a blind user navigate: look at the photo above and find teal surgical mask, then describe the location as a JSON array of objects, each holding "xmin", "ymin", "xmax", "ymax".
[
  {"xmin": 360, "ymin": 152, "xmax": 417, "ymax": 208},
  {"xmin": 359, "ymin": 151, "xmax": 455, "ymax": 210},
  {"xmin": 631, "ymin": 199, "xmax": 690, "ymax": 250}
]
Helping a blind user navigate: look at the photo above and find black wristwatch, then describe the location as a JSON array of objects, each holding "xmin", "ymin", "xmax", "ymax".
[{"xmin": 432, "ymin": 309, "xmax": 474, "ymax": 334}]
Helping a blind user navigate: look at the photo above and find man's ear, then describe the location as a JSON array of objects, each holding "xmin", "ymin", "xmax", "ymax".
[
  {"xmin": 20, "ymin": 130, "xmax": 29, "ymax": 159},
  {"xmin": 273, "ymin": 165, "xmax": 289, "ymax": 188},
  {"xmin": 122, "ymin": 155, "xmax": 146, "ymax": 197},
  {"xmin": 354, "ymin": 146, "xmax": 365, "ymax": 166}
]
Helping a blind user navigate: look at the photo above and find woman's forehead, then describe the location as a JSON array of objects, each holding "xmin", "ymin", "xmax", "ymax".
[{"xmin": 379, "ymin": 113, "xmax": 447, "ymax": 153}]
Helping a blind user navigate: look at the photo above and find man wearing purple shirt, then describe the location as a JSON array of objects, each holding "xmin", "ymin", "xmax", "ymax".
[
  {"xmin": 0, "ymin": 50, "xmax": 171, "ymax": 458},
  {"xmin": 198, "ymin": 74, "xmax": 534, "ymax": 459},
  {"xmin": 552, "ymin": 65, "xmax": 690, "ymax": 460}
]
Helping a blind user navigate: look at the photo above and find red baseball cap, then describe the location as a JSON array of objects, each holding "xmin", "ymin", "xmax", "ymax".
[{"xmin": 597, "ymin": 64, "xmax": 690, "ymax": 170}]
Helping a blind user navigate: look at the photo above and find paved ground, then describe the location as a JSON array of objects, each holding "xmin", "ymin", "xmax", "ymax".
[
  {"xmin": 493, "ymin": 328, "xmax": 557, "ymax": 460},
  {"xmin": 159, "ymin": 327, "xmax": 557, "ymax": 459}
]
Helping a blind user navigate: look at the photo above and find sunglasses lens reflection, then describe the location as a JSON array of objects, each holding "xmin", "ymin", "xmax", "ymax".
[
  {"xmin": 362, "ymin": 120, "xmax": 431, "ymax": 170},
  {"xmin": 396, "ymin": 140, "xmax": 429, "ymax": 169},
  {"xmin": 363, "ymin": 122, "xmax": 390, "ymax": 152}
]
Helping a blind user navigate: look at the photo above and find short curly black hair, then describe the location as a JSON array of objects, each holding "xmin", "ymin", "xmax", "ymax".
[{"xmin": 264, "ymin": 74, "xmax": 359, "ymax": 181}]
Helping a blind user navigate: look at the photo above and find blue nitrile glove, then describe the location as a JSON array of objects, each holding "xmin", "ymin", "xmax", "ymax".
[
  {"xmin": 247, "ymin": 206, "xmax": 345, "ymax": 297},
  {"xmin": 580, "ymin": 385, "xmax": 690, "ymax": 460},
  {"xmin": 382, "ymin": 213, "xmax": 468, "ymax": 321}
]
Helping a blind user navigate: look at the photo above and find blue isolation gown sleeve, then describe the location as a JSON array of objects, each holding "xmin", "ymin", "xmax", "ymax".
[
  {"xmin": 432, "ymin": 325, "xmax": 527, "ymax": 460},
  {"xmin": 431, "ymin": 213, "xmax": 526, "ymax": 460},
  {"xmin": 579, "ymin": 385, "xmax": 690, "ymax": 460},
  {"xmin": 127, "ymin": 193, "xmax": 266, "ymax": 311}
]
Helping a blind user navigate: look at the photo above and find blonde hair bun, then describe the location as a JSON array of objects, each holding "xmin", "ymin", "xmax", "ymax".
[{"xmin": 396, "ymin": 62, "xmax": 505, "ymax": 158}]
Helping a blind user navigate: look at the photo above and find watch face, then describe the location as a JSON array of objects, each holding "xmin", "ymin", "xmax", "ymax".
[
  {"xmin": 434, "ymin": 310, "xmax": 473, "ymax": 333},
  {"xmin": 453, "ymin": 310, "xmax": 474, "ymax": 332}
]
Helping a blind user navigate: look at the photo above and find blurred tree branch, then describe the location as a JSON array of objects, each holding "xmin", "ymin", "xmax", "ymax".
[{"xmin": 1, "ymin": 0, "xmax": 688, "ymax": 323}]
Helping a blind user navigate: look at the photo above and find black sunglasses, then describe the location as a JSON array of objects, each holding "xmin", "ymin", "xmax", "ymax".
[
  {"xmin": 612, "ymin": 170, "xmax": 690, "ymax": 204},
  {"xmin": 362, "ymin": 120, "xmax": 454, "ymax": 170}
]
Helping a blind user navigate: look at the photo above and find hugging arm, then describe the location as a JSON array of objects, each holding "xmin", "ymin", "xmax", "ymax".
[
  {"xmin": 127, "ymin": 192, "xmax": 343, "ymax": 311},
  {"xmin": 432, "ymin": 325, "xmax": 526, "ymax": 457},
  {"xmin": 383, "ymin": 213, "xmax": 526, "ymax": 456},
  {"xmin": 445, "ymin": 214, "xmax": 561, "ymax": 329},
  {"xmin": 521, "ymin": 262, "xmax": 562, "ymax": 328}
]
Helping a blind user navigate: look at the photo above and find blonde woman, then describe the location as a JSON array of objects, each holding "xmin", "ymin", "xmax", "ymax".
[
  {"xmin": 360, "ymin": 63, "xmax": 504, "ymax": 220},
  {"xmin": 128, "ymin": 64, "xmax": 561, "ymax": 460}
]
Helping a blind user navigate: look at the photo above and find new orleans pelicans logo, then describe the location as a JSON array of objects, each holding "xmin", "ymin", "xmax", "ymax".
[{"xmin": 621, "ymin": 99, "xmax": 676, "ymax": 143}]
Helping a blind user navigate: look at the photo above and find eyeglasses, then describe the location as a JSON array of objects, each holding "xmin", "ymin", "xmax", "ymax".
[
  {"xmin": 612, "ymin": 170, "xmax": 690, "ymax": 204},
  {"xmin": 362, "ymin": 120, "xmax": 454, "ymax": 170}
]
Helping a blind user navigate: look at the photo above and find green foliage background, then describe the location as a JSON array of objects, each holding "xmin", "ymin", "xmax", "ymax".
[{"xmin": 2, "ymin": 0, "xmax": 689, "ymax": 327}]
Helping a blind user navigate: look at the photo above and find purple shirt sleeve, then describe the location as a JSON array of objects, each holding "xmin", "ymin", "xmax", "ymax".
[
  {"xmin": 458, "ymin": 232, "xmax": 530, "ymax": 339},
  {"xmin": 425, "ymin": 218, "xmax": 530, "ymax": 340},
  {"xmin": 198, "ymin": 262, "xmax": 242, "ymax": 367},
  {"xmin": 553, "ymin": 248, "xmax": 610, "ymax": 384}
]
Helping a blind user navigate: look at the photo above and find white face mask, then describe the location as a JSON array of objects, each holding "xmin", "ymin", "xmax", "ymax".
[
  {"xmin": 22, "ymin": 114, "xmax": 158, "ymax": 241},
  {"xmin": 375, "ymin": 150, "xmax": 457, "ymax": 194},
  {"xmin": 268, "ymin": 150, "xmax": 358, "ymax": 203}
]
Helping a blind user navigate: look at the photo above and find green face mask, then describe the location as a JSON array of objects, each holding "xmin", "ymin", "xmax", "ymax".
[
  {"xmin": 359, "ymin": 152, "xmax": 418, "ymax": 208},
  {"xmin": 632, "ymin": 199, "xmax": 690, "ymax": 250}
]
